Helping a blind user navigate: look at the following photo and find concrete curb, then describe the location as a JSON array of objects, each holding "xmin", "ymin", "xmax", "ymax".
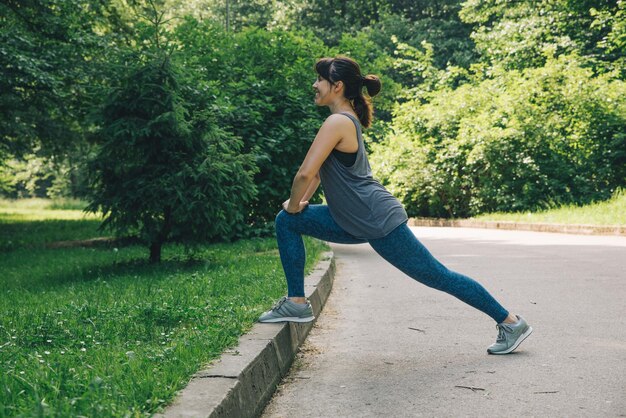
[
  {"xmin": 155, "ymin": 251, "xmax": 336, "ymax": 418},
  {"xmin": 408, "ymin": 218, "xmax": 626, "ymax": 236}
]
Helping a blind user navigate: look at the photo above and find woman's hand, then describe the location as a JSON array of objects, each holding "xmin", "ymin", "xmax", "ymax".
[{"xmin": 282, "ymin": 199, "xmax": 309, "ymax": 214}]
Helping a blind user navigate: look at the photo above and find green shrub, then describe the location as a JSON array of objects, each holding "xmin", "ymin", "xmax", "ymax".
[
  {"xmin": 87, "ymin": 53, "xmax": 257, "ymax": 262},
  {"xmin": 372, "ymin": 54, "xmax": 626, "ymax": 217},
  {"xmin": 174, "ymin": 21, "xmax": 331, "ymax": 227}
]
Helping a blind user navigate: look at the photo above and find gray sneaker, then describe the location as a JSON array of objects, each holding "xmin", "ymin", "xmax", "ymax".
[
  {"xmin": 258, "ymin": 296, "xmax": 315, "ymax": 323},
  {"xmin": 487, "ymin": 315, "xmax": 533, "ymax": 355}
]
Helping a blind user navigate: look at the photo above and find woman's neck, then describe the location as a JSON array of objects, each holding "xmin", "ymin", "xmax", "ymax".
[{"xmin": 328, "ymin": 98, "xmax": 355, "ymax": 115}]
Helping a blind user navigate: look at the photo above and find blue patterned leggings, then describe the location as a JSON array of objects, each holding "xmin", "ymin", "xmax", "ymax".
[{"xmin": 275, "ymin": 204, "xmax": 509, "ymax": 323}]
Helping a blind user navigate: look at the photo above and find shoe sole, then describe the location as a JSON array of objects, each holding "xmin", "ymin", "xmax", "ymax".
[
  {"xmin": 258, "ymin": 315, "xmax": 315, "ymax": 323},
  {"xmin": 488, "ymin": 326, "xmax": 533, "ymax": 355}
]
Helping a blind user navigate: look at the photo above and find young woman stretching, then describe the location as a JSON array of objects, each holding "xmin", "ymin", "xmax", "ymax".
[{"xmin": 258, "ymin": 56, "xmax": 532, "ymax": 355}]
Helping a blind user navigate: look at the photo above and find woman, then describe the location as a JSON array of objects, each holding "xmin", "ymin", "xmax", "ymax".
[{"xmin": 258, "ymin": 56, "xmax": 532, "ymax": 355}]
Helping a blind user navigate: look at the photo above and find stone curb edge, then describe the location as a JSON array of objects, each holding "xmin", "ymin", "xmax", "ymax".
[
  {"xmin": 408, "ymin": 218, "xmax": 626, "ymax": 236},
  {"xmin": 155, "ymin": 251, "xmax": 336, "ymax": 418}
]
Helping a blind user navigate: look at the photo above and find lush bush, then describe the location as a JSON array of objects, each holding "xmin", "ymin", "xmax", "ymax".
[
  {"xmin": 87, "ymin": 53, "xmax": 257, "ymax": 262},
  {"xmin": 174, "ymin": 20, "xmax": 331, "ymax": 227},
  {"xmin": 372, "ymin": 54, "xmax": 626, "ymax": 218}
]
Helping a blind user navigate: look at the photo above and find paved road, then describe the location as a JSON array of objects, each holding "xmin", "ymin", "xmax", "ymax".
[{"xmin": 261, "ymin": 227, "xmax": 626, "ymax": 417}]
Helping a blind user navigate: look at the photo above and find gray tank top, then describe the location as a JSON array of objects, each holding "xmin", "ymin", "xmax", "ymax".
[{"xmin": 318, "ymin": 112, "xmax": 408, "ymax": 239}]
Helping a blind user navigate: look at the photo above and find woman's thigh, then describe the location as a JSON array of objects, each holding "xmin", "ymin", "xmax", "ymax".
[
  {"xmin": 368, "ymin": 222, "xmax": 447, "ymax": 287},
  {"xmin": 276, "ymin": 204, "xmax": 367, "ymax": 245}
]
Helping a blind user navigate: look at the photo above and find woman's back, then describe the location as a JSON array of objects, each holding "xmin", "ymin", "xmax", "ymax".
[{"xmin": 319, "ymin": 112, "xmax": 408, "ymax": 239}]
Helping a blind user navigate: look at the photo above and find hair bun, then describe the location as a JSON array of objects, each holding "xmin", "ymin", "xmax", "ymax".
[{"xmin": 362, "ymin": 74, "xmax": 381, "ymax": 97}]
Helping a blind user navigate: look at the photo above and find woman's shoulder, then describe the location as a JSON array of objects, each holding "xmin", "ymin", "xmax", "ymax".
[
  {"xmin": 325, "ymin": 112, "xmax": 360, "ymax": 131},
  {"xmin": 325, "ymin": 112, "xmax": 357, "ymax": 123}
]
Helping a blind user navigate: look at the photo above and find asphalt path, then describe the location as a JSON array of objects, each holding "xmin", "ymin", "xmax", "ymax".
[{"xmin": 261, "ymin": 227, "xmax": 626, "ymax": 417}]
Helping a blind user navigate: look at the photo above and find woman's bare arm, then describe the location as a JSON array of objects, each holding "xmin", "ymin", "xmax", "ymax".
[
  {"xmin": 285, "ymin": 173, "xmax": 318, "ymax": 213},
  {"xmin": 285, "ymin": 115, "xmax": 344, "ymax": 212},
  {"xmin": 301, "ymin": 173, "xmax": 321, "ymax": 202}
]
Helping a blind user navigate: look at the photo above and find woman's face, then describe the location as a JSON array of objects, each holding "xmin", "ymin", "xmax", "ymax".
[{"xmin": 312, "ymin": 74, "xmax": 333, "ymax": 106}]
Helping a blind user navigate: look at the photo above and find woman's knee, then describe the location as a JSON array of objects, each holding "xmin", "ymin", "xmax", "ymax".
[
  {"xmin": 276, "ymin": 209, "xmax": 303, "ymax": 233},
  {"xmin": 275, "ymin": 209, "xmax": 289, "ymax": 229}
]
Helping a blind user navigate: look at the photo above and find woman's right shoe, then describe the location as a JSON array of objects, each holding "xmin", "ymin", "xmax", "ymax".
[
  {"xmin": 258, "ymin": 296, "xmax": 315, "ymax": 323},
  {"xmin": 487, "ymin": 315, "xmax": 533, "ymax": 354}
]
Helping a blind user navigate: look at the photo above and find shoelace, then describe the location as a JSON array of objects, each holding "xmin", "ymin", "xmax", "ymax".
[
  {"xmin": 271, "ymin": 296, "xmax": 289, "ymax": 311},
  {"xmin": 495, "ymin": 323, "xmax": 513, "ymax": 342}
]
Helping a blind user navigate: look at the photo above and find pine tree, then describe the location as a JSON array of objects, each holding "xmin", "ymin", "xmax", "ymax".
[{"xmin": 87, "ymin": 54, "xmax": 257, "ymax": 262}]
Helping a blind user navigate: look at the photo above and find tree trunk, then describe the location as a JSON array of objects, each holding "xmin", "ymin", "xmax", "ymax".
[
  {"xmin": 149, "ymin": 241, "xmax": 162, "ymax": 263},
  {"xmin": 148, "ymin": 206, "xmax": 172, "ymax": 263}
]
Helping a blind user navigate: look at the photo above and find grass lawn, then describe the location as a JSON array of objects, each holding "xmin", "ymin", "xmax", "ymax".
[
  {"xmin": 0, "ymin": 198, "xmax": 105, "ymax": 251},
  {"xmin": 0, "ymin": 199, "xmax": 328, "ymax": 417},
  {"xmin": 473, "ymin": 189, "xmax": 626, "ymax": 226}
]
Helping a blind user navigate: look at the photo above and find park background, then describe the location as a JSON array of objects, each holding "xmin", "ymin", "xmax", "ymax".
[{"xmin": 1, "ymin": 0, "xmax": 625, "ymax": 416}]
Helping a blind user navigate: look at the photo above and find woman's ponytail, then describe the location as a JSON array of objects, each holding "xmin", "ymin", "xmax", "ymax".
[
  {"xmin": 352, "ymin": 95, "xmax": 372, "ymax": 128},
  {"xmin": 354, "ymin": 74, "xmax": 381, "ymax": 128},
  {"xmin": 362, "ymin": 74, "xmax": 381, "ymax": 97}
]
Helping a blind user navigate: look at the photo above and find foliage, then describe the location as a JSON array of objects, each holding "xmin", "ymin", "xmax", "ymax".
[
  {"xmin": 158, "ymin": 0, "xmax": 285, "ymax": 33},
  {"xmin": 0, "ymin": 151, "xmax": 88, "ymax": 199},
  {"xmin": 282, "ymin": 0, "xmax": 475, "ymax": 69},
  {"xmin": 87, "ymin": 53, "xmax": 257, "ymax": 262},
  {"xmin": 367, "ymin": 5, "xmax": 478, "ymax": 69},
  {"xmin": 591, "ymin": 0, "xmax": 626, "ymax": 77},
  {"xmin": 459, "ymin": 0, "xmax": 625, "ymax": 73},
  {"xmin": 0, "ymin": 0, "xmax": 123, "ymax": 160},
  {"xmin": 174, "ymin": 19, "xmax": 330, "ymax": 226},
  {"xmin": 3, "ymin": 0, "xmax": 626, "ymax": 229},
  {"xmin": 372, "ymin": 54, "xmax": 626, "ymax": 217},
  {"xmin": 277, "ymin": 0, "xmax": 478, "ymax": 99},
  {"xmin": 325, "ymin": 5, "xmax": 479, "ymax": 127}
]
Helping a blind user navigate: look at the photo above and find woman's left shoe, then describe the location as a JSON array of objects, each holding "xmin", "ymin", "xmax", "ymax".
[
  {"xmin": 487, "ymin": 315, "xmax": 533, "ymax": 355},
  {"xmin": 258, "ymin": 296, "xmax": 315, "ymax": 323}
]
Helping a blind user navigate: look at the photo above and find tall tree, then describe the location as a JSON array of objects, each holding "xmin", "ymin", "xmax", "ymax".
[
  {"xmin": 86, "ymin": 2, "xmax": 259, "ymax": 262},
  {"xmin": 87, "ymin": 53, "xmax": 257, "ymax": 262}
]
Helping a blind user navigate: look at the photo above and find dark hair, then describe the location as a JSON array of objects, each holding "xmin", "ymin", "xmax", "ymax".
[{"xmin": 314, "ymin": 55, "xmax": 381, "ymax": 128}]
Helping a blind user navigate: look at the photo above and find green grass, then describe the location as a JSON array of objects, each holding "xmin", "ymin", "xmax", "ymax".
[
  {"xmin": 473, "ymin": 189, "xmax": 626, "ymax": 226},
  {"xmin": 0, "ymin": 199, "xmax": 329, "ymax": 416},
  {"xmin": 0, "ymin": 198, "xmax": 105, "ymax": 251}
]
